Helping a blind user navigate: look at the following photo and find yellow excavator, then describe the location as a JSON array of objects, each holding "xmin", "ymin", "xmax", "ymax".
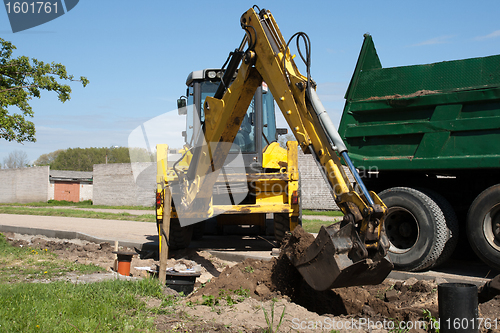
[{"xmin": 156, "ymin": 6, "xmax": 393, "ymax": 290}]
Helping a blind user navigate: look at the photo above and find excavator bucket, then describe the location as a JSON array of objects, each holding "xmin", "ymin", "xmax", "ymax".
[{"xmin": 284, "ymin": 223, "xmax": 393, "ymax": 291}]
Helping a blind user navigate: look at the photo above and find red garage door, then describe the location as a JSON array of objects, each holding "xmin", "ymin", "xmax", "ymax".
[{"xmin": 54, "ymin": 182, "xmax": 80, "ymax": 202}]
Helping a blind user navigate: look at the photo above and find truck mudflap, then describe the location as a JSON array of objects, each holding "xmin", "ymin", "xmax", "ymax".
[{"xmin": 283, "ymin": 223, "xmax": 393, "ymax": 291}]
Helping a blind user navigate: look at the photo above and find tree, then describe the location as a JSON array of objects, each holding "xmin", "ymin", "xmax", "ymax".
[
  {"xmin": 34, "ymin": 149, "xmax": 65, "ymax": 166},
  {"xmin": 3, "ymin": 150, "xmax": 29, "ymax": 168},
  {"xmin": 49, "ymin": 147, "xmax": 144, "ymax": 171},
  {"xmin": 0, "ymin": 38, "xmax": 89, "ymax": 143}
]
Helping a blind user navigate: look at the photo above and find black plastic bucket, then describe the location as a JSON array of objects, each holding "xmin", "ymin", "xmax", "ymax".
[
  {"xmin": 438, "ymin": 283, "xmax": 478, "ymax": 333},
  {"xmin": 165, "ymin": 272, "xmax": 200, "ymax": 295}
]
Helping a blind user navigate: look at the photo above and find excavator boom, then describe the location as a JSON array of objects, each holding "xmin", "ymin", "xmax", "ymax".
[{"xmin": 177, "ymin": 7, "xmax": 393, "ymax": 290}]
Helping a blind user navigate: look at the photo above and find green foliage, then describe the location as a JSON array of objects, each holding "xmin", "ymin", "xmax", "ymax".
[
  {"xmin": 200, "ymin": 288, "xmax": 250, "ymax": 308},
  {"xmin": 201, "ymin": 294, "xmax": 217, "ymax": 307},
  {"xmin": 243, "ymin": 266, "xmax": 255, "ymax": 273},
  {"xmin": 46, "ymin": 199, "xmax": 93, "ymax": 206},
  {"xmin": 1, "ymin": 200, "xmax": 153, "ymax": 210},
  {"xmin": 0, "ymin": 38, "xmax": 88, "ymax": 143},
  {"xmin": 303, "ymin": 209, "xmax": 344, "ymax": 217},
  {"xmin": 261, "ymin": 299, "xmax": 286, "ymax": 333},
  {"xmin": 33, "ymin": 149, "xmax": 65, "ymax": 166},
  {"xmin": 423, "ymin": 309, "xmax": 440, "ymax": 333},
  {"xmin": 47, "ymin": 146, "xmax": 151, "ymax": 171},
  {"xmin": 0, "ymin": 206, "xmax": 155, "ymax": 223}
]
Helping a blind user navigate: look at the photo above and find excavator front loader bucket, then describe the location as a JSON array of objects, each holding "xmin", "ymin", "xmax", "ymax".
[{"xmin": 284, "ymin": 223, "xmax": 393, "ymax": 291}]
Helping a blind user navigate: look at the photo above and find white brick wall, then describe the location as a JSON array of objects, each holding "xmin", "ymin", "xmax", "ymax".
[
  {"xmin": 93, "ymin": 163, "xmax": 155, "ymax": 206},
  {"xmin": 0, "ymin": 166, "xmax": 50, "ymax": 203}
]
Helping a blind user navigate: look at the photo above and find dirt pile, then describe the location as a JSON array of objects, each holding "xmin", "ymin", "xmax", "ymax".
[
  {"xmin": 280, "ymin": 225, "xmax": 316, "ymax": 260},
  {"xmin": 189, "ymin": 227, "xmax": 433, "ymax": 322},
  {"xmin": 190, "ymin": 255, "xmax": 442, "ymax": 322}
]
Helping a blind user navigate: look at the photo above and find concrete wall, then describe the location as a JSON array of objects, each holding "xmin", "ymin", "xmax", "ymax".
[
  {"xmin": 92, "ymin": 162, "xmax": 155, "ymax": 206},
  {"xmin": 0, "ymin": 166, "xmax": 50, "ymax": 203},
  {"xmin": 90, "ymin": 151, "xmax": 352, "ymax": 210},
  {"xmin": 298, "ymin": 151, "xmax": 339, "ymax": 210}
]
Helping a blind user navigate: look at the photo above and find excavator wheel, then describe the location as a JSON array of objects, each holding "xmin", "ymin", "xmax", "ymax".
[
  {"xmin": 275, "ymin": 176, "xmax": 303, "ymax": 244},
  {"xmin": 274, "ymin": 213, "xmax": 290, "ymax": 244},
  {"xmin": 168, "ymin": 218, "xmax": 193, "ymax": 250}
]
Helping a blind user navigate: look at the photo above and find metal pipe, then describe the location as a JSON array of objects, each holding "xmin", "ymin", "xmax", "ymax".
[
  {"xmin": 307, "ymin": 87, "xmax": 347, "ymax": 153},
  {"xmin": 307, "ymin": 86, "xmax": 374, "ymax": 207},
  {"xmin": 341, "ymin": 151, "xmax": 375, "ymax": 207}
]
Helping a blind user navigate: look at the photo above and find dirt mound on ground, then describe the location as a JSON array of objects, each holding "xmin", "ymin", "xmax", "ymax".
[
  {"xmin": 191, "ymin": 227, "xmax": 442, "ymax": 322},
  {"xmin": 191, "ymin": 255, "xmax": 439, "ymax": 321},
  {"xmin": 281, "ymin": 225, "xmax": 316, "ymax": 260}
]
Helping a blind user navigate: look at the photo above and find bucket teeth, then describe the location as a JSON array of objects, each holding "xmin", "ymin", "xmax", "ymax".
[{"xmin": 283, "ymin": 223, "xmax": 393, "ymax": 291}]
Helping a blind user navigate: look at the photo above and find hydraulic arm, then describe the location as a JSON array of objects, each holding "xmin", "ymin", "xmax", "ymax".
[{"xmin": 177, "ymin": 7, "xmax": 392, "ymax": 289}]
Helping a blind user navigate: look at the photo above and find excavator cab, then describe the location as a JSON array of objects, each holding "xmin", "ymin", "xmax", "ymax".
[
  {"xmin": 179, "ymin": 69, "xmax": 280, "ymax": 168},
  {"xmin": 157, "ymin": 68, "xmax": 301, "ymax": 248}
]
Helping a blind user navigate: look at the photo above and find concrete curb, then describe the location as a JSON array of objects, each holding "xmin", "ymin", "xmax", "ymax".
[
  {"xmin": 207, "ymin": 250, "xmax": 276, "ymax": 262},
  {"xmin": 388, "ymin": 270, "xmax": 490, "ymax": 286}
]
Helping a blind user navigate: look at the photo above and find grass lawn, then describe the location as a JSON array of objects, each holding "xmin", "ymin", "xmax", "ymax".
[
  {"xmin": 0, "ymin": 233, "xmax": 176, "ymax": 332},
  {"xmin": 0, "ymin": 206, "xmax": 155, "ymax": 223},
  {"xmin": 0, "ymin": 200, "xmax": 153, "ymax": 210},
  {"xmin": 301, "ymin": 219, "xmax": 340, "ymax": 233},
  {"xmin": 302, "ymin": 209, "xmax": 343, "ymax": 217},
  {"xmin": 0, "ymin": 202, "xmax": 342, "ymax": 229}
]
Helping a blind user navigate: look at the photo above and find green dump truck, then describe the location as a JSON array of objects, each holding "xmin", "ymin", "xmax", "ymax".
[{"xmin": 338, "ymin": 35, "xmax": 500, "ymax": 272}]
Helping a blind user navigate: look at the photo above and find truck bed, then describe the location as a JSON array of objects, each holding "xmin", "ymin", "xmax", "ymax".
[{"xmin": 338, "ymin": 34, "xmax": 500, "ymax": 172}]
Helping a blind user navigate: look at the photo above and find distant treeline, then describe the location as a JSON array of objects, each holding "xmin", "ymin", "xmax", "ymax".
[{"xmin": 34, "ymin": 147, "xmax": 153, "ymax": 171}]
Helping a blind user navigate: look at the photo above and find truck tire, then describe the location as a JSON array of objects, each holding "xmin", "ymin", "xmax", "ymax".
[
  {"xmin": 466, "ymin": 184, "xmax": 500, "ymax": 271},
  {"xmin": 419, "ymin": 189, "xmax": 459, "ymax": 268},
  {"xmin": 379, "ymin": 187, "xmax": 449, "ymax": 271},
  {"xmin": 168, "ymin": 218, "xmax": 193, "ymax": 250}
]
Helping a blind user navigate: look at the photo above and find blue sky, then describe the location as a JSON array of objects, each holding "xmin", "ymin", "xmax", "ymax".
[{"xmin": 1, "ymin": 0, "xmax": 499, "ymax": 164}]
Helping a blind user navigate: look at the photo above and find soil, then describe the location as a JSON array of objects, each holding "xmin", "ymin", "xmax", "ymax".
[
  {"xmin": 365, "ymin": 90, "xmax": 440, "ymax": 101},
  {"xmin": 4, "ymin": 231, "xmax": 500, "ymax": 333}
]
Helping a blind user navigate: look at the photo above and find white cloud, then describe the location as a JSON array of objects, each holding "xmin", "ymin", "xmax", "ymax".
[
  {"xmin": 410, "ymin": 35, "xmax": 455, "ymax": 47},
  {"xmin": 475, "ymin": 30, "xmax": 500, "ymax": 40}
]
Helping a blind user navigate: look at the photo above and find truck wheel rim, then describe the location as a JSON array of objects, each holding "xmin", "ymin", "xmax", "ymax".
[
  {"xmin": 385, "ymin": 206, "xmax": 419, "ymax": 254},
  {"xmin": 482, "ymin": 203, "xmax": 500, "ymax": 251}
]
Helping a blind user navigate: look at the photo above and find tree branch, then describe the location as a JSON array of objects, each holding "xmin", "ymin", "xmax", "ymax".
[{"xmin": 0, "ymin": 85, "xmax": 37, "ymax": 93}]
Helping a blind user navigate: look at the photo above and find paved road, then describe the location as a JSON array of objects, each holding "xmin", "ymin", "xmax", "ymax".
[
  {"xmin": 0, "ymin": 213, "xmax": 497, "ymax": 285},
  {"xmin": 0, "ymin": 214, "xmax": 157, "ymax": 248},
  {"xmin": 24, "ymin": 206, "xmax": 155, "ymax": 216}
]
